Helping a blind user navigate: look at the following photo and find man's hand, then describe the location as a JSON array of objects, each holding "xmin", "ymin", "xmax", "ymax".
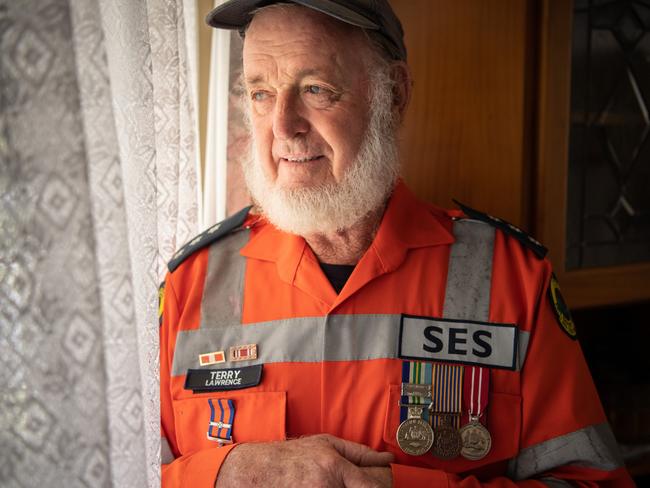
[
  {"xmin": 216, "ymin": 434, "xmax": 394, "ymax": 487},
  {"xmin": 360, "ymin": 467, "xmax": 392, "ymax": 488}
]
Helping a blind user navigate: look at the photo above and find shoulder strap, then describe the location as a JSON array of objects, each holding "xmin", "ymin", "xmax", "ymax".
[
  {"xmin": 167, "ymin": 205, "xmax": 252, "ymax": 273},
  {"xmin": 453, "ymin": 200, "xmax": 547, "ymax": 259}
]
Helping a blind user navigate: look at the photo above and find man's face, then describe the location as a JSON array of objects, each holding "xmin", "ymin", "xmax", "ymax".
[{"xmin": 243, "ymin": 6, "xmax": 372, "ymax": 190}]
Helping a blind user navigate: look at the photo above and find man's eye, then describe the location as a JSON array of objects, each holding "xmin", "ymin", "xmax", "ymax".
[
  {"xmin": 252, "ymin": 91, "xmax": 268, "ymax": 101},
  {"xmin": 306, "ymin": 85, "xmax": 325, "ymax": 95}
]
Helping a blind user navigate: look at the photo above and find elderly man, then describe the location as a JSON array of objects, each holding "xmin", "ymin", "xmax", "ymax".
[{"xmin": 159, "ymin": 1, "xmax": 633, "ymax": 487}]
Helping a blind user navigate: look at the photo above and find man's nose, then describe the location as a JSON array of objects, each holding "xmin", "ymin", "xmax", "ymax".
[{"xmin": 272, "ymin": 91, "xmax": 309, "ymax": 140}]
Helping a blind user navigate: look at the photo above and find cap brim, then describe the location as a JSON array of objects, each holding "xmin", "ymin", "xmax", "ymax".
[{"xmin": 206, "ymin": 0, "xmax": 379, "ymax": 31}]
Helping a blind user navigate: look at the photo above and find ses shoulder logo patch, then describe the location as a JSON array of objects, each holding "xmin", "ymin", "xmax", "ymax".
[
  {"xmin": 548, "ymin": 274, "xmax": 577, "ymax": 340},
  {"xmin": 158, "ymin": 282, "xmax": 165, "ymax": 326}
]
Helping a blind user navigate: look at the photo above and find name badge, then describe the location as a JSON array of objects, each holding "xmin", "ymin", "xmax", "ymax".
[
  {"xmin": 399, "ymin": 315, "xmax": 518, "ymax": 370},
  {"xmin": 184, "ymin": 365, "xmax": 263, "ymax": 392}
]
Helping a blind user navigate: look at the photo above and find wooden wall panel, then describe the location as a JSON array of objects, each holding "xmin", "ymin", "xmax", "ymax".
[{"xmin": 391, "ymin": 0, "xmax": 535, "ymax": 227}]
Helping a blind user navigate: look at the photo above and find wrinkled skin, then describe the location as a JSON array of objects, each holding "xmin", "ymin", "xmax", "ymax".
[{"xmin": 216, "ymin": 434, "xmax": 393, "ymax": 488}]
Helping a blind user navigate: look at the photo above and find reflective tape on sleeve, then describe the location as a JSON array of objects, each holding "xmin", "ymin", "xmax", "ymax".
[{"xmin": 507, "ymin": 423, "xmax": 624, "ymax": 480}]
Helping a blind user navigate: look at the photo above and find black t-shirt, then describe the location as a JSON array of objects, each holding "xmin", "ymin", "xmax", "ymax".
[{"xmin": 319, "ymin": 262, "xmax": 355, "ymax": 294}]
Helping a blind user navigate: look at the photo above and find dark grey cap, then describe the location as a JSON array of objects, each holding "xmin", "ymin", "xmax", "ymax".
[{"xmin": 206, "ymin": 0, "xmax": 407, "ymax": 61}]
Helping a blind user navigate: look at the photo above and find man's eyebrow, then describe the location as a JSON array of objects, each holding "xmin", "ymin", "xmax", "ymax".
[
  {"xmin": 245, "ymin": 75, "xmax": 266, "ymax": 86},
  {"xmin": 245, "ymin": 68, "xmax": 339, "ymax": 86},
  {"xmin": 295, "ymin": 68, "xmax": 330, "ymax": 78}
]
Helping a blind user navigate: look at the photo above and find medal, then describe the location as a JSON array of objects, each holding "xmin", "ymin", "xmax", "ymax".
[
  {"xmin": 229, "ymin": 343, "xmax": 257, "ymax": 362},
  {"xmin": 396, "ymin": 405, "xmax": 434, "ymax": 456},
  {"xmin": 431, "ymin": 414, "xmax": 462, "ymax": 459},
  {"xmin": 397, "ymin": 366, "xmax": 434, "ymax": 456},
  {"xmin": 460, "ymin": 366, "xmax": 492, "ymax": 460},
  {"xmin": 199, "ymin": 350, "xmax": 226, "ymax": 366},
  {"xmin": 429, "ymin": 363, "xmax": 464, "ymax": 459},
  {"xmin": 459, "ymin": 416, "xmax": 492, "ymax": 460},
  {"xmin": 207, "ymin": 398, "xmax": 235, "ymax": 445}
]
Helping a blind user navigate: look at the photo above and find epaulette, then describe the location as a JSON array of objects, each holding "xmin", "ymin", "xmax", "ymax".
[
  {"xmin": 453, "ymin": 199, "xmax": 548, "ymax": 259},
  {"xmin": 168, "ymin": 205, "xmax": 252, "ymax": 272}
]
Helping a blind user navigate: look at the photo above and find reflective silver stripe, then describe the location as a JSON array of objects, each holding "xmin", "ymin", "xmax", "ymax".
[
  {"xmin": 539, "ymin": 478, "xmax": 573, "ymax": 488},
  {"xmin": 171, "ymin": 314, "xmax": 530, "ymax": 376},
  {"xmin": 445, "ymin": 220, "xmax": 532, "ymax": 368},
  {"xmin": 507, "ymin": 423, "xmax": 624, "ymax": 480},
  {"xmin": 161, "ymin": 437, "xmax": 175, "ymax": 465},
  {"xmin": 173, "ymin": 314, "xmax": 390, "ymax": 376},
  {"xmin": 517, "ymin": 331, "xmax": 530, "ymax": 370},
  {"xmin": 443, "ymin": 220, "xmax": 495, "ymax": 321},
  {"xmin": 173, "ymin": 218, "xmax": 535, "ymax": 376},
  {"xmin": 199, "ymin": 229, "xmax": 249, "ymax": 329}
]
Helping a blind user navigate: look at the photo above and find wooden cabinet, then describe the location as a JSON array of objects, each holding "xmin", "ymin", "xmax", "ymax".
[
  {"xmin": 392, "ymin": 0, "xmax": 650, "ymax": 308},
  {"xmin": 392, "ymin": 0, "xmax": 536, "ymax": 228},
  {"xmin": 535, "ymin": 0, "xmax": 650, "ymax": 308}
]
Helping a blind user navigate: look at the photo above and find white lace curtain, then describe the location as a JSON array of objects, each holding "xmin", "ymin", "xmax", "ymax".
[{"xmin": 0, "ymin": 0, "xmax": 200, "ymax": 486}]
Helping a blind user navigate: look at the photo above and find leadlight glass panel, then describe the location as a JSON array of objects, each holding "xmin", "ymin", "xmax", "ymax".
[{"xmin": 567, "ymin": 0, "xmax": 650, "ymax": 269}]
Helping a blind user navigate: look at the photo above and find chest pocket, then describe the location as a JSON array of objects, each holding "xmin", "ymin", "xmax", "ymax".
[
  {"xmin": 173, "ymin": 390, "xmax": 286, "ymax": 454},
  {"xmin": 382, "ymin": 384, "xmax": 521, "ymax": 472}
]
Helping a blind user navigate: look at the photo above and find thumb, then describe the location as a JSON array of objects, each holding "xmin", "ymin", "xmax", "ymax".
[{"xmin": 325, "ymin": 435, "xmax": 395, "ymax": 467}]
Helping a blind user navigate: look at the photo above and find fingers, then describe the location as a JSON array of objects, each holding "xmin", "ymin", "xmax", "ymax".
[{"xmin": 323, "ymin": 435, "xmax": 395, "ymax": 467}]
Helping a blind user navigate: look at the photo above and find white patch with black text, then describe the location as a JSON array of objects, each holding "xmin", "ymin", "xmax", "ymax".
[{"xmin": 399, "ymin": 315, "xmax": 518, "ymax": 370}]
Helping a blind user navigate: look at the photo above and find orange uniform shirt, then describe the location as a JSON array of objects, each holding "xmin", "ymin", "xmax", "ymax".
[{"xmin": 160, "ymin": 182, "xmax": 633, "ymax": 487}]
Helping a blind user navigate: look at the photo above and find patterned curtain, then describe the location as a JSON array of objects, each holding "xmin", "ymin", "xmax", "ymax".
[{"xmin": 0, "ymin": 0, "xmax": 199, "ymax": 486}]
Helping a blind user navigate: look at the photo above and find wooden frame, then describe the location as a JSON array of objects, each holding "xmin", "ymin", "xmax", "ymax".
[{"xmin": 534, "ymin": 0, "xmax": 650, "ymax": 309}]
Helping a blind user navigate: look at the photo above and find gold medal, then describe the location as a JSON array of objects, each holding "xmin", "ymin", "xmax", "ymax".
[
  {"xmin": 396, "ymin": 406, "xmax": 434, "ymax": 456},
  {"xmin": 431, "ymin": 414, "xmax": 462, "ymax": 460},
  {"xmin": 459, "ymin": 417, "xmax": 492, "ymax": 461}
]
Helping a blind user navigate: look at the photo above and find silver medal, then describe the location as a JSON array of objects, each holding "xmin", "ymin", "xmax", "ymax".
[
  {"xmin": 396, "ymin": 406, "xmax": 434, "ymax": 456},
  {"xmin": 459, "ymin": 416, "xmax": 492, "ymax": 461}
]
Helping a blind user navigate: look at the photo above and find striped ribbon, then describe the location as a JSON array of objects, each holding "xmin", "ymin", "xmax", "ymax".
[
  {"xmin": 401, "ymin": 361, "xmax": 464, "ymax": 428},
  {"xmin": 400, "ymin": 361, "xmax": 432, "ymax": 422},
  {"xmin": 207, "ymin": 398, "xmax": 235, "ymax": 445},
  {"xmin": 463, "ymin": 366, "xmax": 489, "ymax": 421},
  {"xmin": 431, "ymin": 363, "xmax": 464, "ymax": 428}
]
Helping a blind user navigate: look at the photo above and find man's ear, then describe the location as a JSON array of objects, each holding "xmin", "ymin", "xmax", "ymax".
[{"xmin": 391, "ymin": 61, "xmax": 413, "ymax": 121}]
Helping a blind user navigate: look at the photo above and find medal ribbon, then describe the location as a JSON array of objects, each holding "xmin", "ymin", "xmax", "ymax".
[
  {"xmin": 430, "ymin": 363, "xmax": 463, "ymax": 428},
  {"xmin": 400, "ymin": 361, "xmax": 433, "ymax": 422},
  {"xmin": 207, "ymin": 398, "xmax": 235, "ymax": 445},
  {"xmin": 463, "ymin": 366, "xmax": 489, "ymax": 422}
]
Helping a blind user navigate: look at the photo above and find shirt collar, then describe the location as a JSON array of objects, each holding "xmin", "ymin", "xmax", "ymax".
[
  {"xmin": 240, "ymin": 180, "xmax": 455, "ymax": 282},
  {"xmin": 370, "ymin": 180, "xmax": 455, "ymax": 273}
]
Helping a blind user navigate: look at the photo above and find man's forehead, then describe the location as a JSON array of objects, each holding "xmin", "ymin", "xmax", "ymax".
[
  {"xmin": 244, "ymin": 5, "xmax": 366, "ymax": 56},
  {"xmin": 243, "ymin": 6, "xmax": 366, "ymax": 81}
]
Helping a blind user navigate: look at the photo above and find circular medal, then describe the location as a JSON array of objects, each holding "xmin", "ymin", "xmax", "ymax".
[
  {"xmin": 431, "ymin": 423, "xmax": 462, "ymax": 460},
  {"xmin": 396, "ymin": 418, "xmax": 434, "ymax": 456},
  {"xmin": 459, "ymin": 421, "xmax": 492, "ymax": 461}
]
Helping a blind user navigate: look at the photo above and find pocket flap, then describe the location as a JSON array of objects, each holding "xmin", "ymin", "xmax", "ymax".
[{"xmin": 174, "ymin": 390, "xmax": 286, "ymax": 454}]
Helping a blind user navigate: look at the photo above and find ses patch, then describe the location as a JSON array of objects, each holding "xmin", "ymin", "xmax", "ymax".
[
  {"xmin": 548, "ymin": 274, "xmax": 577, "ymax": 340},
  {"xmin": 399, "ymin": 315, "xmax": 518, "ymax": 370},
  {"xmin": 158, "ymin": 282, "xmax": 165, "ymax": 326}
]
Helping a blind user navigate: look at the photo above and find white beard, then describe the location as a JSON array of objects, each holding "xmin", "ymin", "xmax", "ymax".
[{"xmin": 241, "ymin": 70, "xmax": 400, "ymax": 236}]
